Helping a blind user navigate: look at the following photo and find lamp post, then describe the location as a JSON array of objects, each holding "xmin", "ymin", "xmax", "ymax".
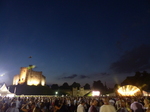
[{"xmin": 55, "ymin": 91, "xmax": 58, "ymax": 97}]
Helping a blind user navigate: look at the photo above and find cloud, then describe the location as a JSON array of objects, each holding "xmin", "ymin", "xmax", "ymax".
[
  {"xmin": 100, "ymin": 72, "xmax": 110, "ymax": 76},
  {"xmin": 79, "ymin": 75, "xmax": 89, "ymax": 79},
  {"xmin": 110, "ymin": 44, "xmax": 150, "ymax": 73},
  {"xmin": 59, "ymin": 72, "xmax": 110, "ymax": 80},
  {"xmin": 61, "ymin": 74, "xmax": 78, "ymax": 79},
  {"xmin": 87, "ymin": 72, "xmax": 110, "ymax": 79},
  {"xmin": 61, "ymin": 74, "xmax": 89, "ymax": 79}
]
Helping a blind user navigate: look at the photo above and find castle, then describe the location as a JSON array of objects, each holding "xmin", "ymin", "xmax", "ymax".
[
  {"xmin": 13, "ymin": 66, "xmax": 46, "ymax": 86},
  {"xmin": 72, "ymin": 87, "xmax": 90, "ymax": 96}
]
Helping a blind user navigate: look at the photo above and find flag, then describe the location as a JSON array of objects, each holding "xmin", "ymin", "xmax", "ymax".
[{"xmin": 28, "ymin": 56, "xmax": 32, "ymax": 58}]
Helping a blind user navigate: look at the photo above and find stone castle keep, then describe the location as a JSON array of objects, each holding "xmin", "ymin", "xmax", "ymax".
[{"xmin": 13, "ymin": 66, "xmax": 46, "ymax": 86}]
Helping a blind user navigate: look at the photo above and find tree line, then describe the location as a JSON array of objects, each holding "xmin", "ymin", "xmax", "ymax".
[
  {"xmin": 114, "ymin": 71, "xmax": 150, "ymax": 91},
  {"xmin": 49, "ymin": 80, "xmax": 112, "ymax": 94}
]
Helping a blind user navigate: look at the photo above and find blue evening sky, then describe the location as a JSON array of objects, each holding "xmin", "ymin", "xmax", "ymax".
[{"xmin": 0, "ymin": 0, "xmax": 150, "ymax": 87}]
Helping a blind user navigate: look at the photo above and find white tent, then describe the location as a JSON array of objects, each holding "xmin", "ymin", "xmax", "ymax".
[
  {"xmin": 143, "ymin": 90, "xmax": 150, "ymax": 96},
  {"xmin": 0, "ymin": 84, "xmax": 15, "ymax": 97}
]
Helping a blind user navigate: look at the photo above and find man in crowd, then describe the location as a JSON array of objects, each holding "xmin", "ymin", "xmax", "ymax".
[
  {"xmin": 130, "ymin": 98, "xmax": 144, "ymax": 112},
  {"xmin": 6, "ymin": 102, "xmax": 19, "ymax": 112},
  {"xmin": 99, "ymin": 97, "xmax": 116, "ymax": 112},
  {"xmin": 77, "ymin": 100, "xmax": 86, "ymax": 112},
  {"xmin": 88, "ymin": 99, "xmax": 98, "ymax": 112}
]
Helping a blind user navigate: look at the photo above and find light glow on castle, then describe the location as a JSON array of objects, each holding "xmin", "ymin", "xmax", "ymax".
[{"xmin": 13, "ymin": 66, "xmax": 46, "ymax": 86}]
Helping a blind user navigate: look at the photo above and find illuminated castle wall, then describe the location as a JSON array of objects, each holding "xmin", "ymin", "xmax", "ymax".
[{"xmin": 13, "ymin": 67, "xmax": 46, "ymax": 86}]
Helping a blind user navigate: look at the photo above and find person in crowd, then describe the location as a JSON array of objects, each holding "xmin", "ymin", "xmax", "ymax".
[
  {"xmin": 88, "ymin": 99, "xmax": 98, "ymax": 112},
  {"xmin": 109, "ymin": 98, "xmax": 115, "ymax": 107},
  {"xmin": 99, "ymin": 97, "xmax": 116, "ymax": 112},
  {"xmin": 1, "ymin": 102, "xmax": 9, "ymax": 112},
  {"xmin": 33, "ymin": 106, "xmax": 41, "ymax": 112},
  {"xmin": 144, "ymin": 98, "xmax": 150, "ymax": 111},
  {"xmin": 77, "ymin": 100, "xmax": 86, "ymax": 112},
  {"xmin": 116, "ymin": 98, "xmax": 121, "ymax": 110},
  {"xmin": 130, "ymin": 97, "xmax": 144, "ymax": 112},
  {"xmin": 146, "ymin": 103, "xmax": 150, "ymax": 112},
  {"xmin": 0, "ymin": 101, "xmax": 3, "ymax": 112},
  {"xmin": 40, "ymin": 102, "xmax": 49, "ymax": 112},
  {"xmin": 21, "ymin": 102, "xmax": 36, "ymax": 112},
  {"xmin": 15, "ymin": 97, "xmax": 21, "ymax": 109},
  {"xmin": 6, "ymin": 102, "xmax": 19, "ymax": 112},
  {"xmin": 53, "ymin": 99, "xmax": 63, "ymax": 112},
  {"xmin": 117, "ymin": 100, "xmax": 132, "ymax": 112}
]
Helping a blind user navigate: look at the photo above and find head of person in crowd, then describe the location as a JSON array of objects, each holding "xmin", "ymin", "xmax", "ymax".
[
  {"xmin": 11, "ymin": 102, "xmax": 16, "ymax": 108},
  {"xmin": 109, "ymin": 98, "xmax": 115, "ymax": 106},
  {"xmin": 144, "ymin": 98, "xmax": 149, "ymax": 105},
  {"xmin": 80, "ymin": 100, "xmax": 85, "ymax": 106},
  {"xmin": 91, "ymin": 99, "xmax": 98, "ymax": 106},
  {"xmin": 133, "ymin": 97, "xmax": 138, "ymax": 102},
  {"xmin": 120, "ymin": 100, "xmax": 126, "ymax": 108},
  {"xmin": 54, "ymin": 99, "xmax": 60, "ymax": 106},
  {"xmin": 30, "ymin": 102, "xmax": 36, "ymax": 110},
  {"xmin": 102, "ymin": 97, "xmax": 109, "ymax": 105}
]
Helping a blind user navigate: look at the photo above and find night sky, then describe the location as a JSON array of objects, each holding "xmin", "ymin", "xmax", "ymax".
[{"xmin": 0, "ymin": 0, "xmax": 150, "ymax": 87}]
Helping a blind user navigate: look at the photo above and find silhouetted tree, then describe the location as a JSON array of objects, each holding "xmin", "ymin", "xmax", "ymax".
[
  {"xmin": 92, "ymin": 80, "xmax": 109, "ymax": 94},
  {"xmin": 113, "ymin": 84, "xmax": 120, "ymax": 96},
  {"xmin": 92, "ymin": 80, "xmax": 104, "ymax": 90},
  {"xmin": 60, "ymin": 82, "xmax": 70, "ymax": 89},
  {"xmin": 51, "ymin": 84, "xmax": 59, "ymax": 90},
  {"xmin": 84, "ymin": 83, "xmax": 90, "ymax": 89},
  {"xmin": 114, "ymin": 84, "xmax": 119, "ymax": 91},
  {"xmin": 71, "ymin": 82, "xmax": 80, "ymax": 89},
  {"xmin": 142, "ymin": 71, "xmax": 148, "ymax": 77},
  {"xmin": 135, "ymin": 71, "xmax": 141, "ymax": 77},
  {"xmin": 121, "ymin": 71, "xmax": 150, "ymax": 90}
]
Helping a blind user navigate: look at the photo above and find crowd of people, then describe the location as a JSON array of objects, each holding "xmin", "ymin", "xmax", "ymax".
[{"xmin": 0, "ymin": 96, "xmax": 150, "ymax": 112}]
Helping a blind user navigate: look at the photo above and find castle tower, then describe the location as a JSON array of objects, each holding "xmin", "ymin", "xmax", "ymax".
[
  {"xmin": 18, "ymin": 67, "xmax": 28, "ymax": 85},
  {"xmin": 72, "ymin": 87, "xmax": 78, "ymax": 96},
  {"xmin": 13, "ymin": 66, "xmax": 46, "ymax": 86}
]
